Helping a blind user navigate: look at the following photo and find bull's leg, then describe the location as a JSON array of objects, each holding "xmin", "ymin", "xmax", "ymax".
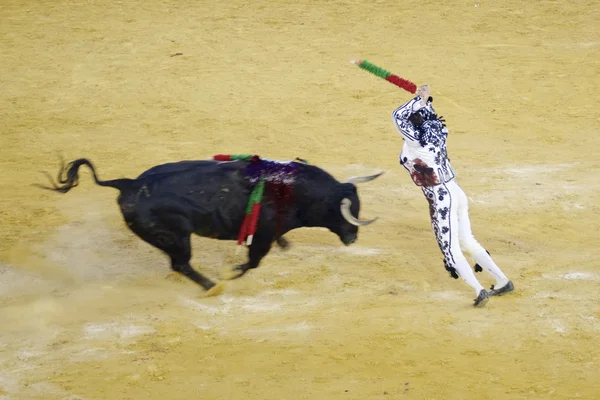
[
  {"xmin": 228, "ymin": 238, "xmax": 273, "ymax": 280},
  {"xmin": 126, "ymin": 215, "xmax": 223, "ymax": 296},
  {"xmin": 167, "ymin": 236, "xmax": 217, "ymax": 290},
  {"xmin": 164, "ymin": 238, "xmax": 225, "ymax": 297}
]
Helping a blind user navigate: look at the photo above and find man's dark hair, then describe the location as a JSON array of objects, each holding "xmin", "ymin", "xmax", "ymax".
[{"xmin": 408, "ymin": 112, "xmax": 424, "ymax": 127}]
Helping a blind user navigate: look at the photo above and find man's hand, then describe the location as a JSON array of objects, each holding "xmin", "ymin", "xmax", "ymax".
[{"xmin": 417, "ymin": 85, "xmax": 430, "ymax": 101}]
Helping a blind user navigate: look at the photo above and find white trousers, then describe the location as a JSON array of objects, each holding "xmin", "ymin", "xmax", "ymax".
[{"xmin": 421, "ymin": 179, "xmax": 508, "ymax": 293}]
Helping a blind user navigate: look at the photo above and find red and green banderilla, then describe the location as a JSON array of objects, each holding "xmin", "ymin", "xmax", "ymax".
[
  {"xmin": 350, "ymin": 59, "xmax": 418, "ymax": 94},
  {"xmin": 212, "ymin": 153, "xmax": 265, "ymax": 246},
  {"xmin": 239, "ymin": 179, "xmax": 265, "ymax": 246}
]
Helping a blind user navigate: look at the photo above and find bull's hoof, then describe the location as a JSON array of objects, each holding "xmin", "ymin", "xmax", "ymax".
[{"xmin": 204, "ymin": 282, "xmax": 226, "ymax": 297}]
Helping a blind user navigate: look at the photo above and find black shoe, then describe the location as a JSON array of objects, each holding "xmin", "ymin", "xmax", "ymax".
[
  {"xmin": 489, "ymin": 280, "xmax": 515, "ymax": 296},
  {"xmin": 473, "ymin": 289, "xmax": 489, "ymax": 307}
]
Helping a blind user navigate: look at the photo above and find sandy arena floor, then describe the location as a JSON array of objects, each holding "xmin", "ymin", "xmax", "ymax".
[{"xmin": 1, "ymin": 0, "xmax": 599, "ymax": 399}]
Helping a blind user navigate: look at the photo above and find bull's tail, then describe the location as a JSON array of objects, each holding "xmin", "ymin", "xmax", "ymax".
[{"xmin": 35, "ymin": 157, "xmax": 133, "ymax": 194}]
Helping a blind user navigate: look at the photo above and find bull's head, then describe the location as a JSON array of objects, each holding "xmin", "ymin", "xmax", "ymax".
[{"xmin": 335, "ymin": 171, "xmax": 384, "ymax": 245}]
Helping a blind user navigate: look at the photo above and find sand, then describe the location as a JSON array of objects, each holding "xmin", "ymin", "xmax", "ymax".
[{"xmin": 1, "ymin": 0, "xmax": 599, "ymax": 398}]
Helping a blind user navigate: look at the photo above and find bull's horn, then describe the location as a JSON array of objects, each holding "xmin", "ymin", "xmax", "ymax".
[
  {"xmin": 340, "ymin": 198, "xmax": 378, "ymax": 226},
  {"xmin": 345, "ymin": 171, "xmax": 385, "ymax": 185}
]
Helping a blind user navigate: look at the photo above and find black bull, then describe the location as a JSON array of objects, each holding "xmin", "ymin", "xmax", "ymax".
[{"xmin": 37, "ymin": 157, "xmax": 383, "ymax": 295}]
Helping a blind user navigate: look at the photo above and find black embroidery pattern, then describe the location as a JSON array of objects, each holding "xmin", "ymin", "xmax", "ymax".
[
  {"xmin": 414, "ymin": 113, "xmax": 455, "ymax": 183},
  {"xmin": 416, "ymin": 119, "xmax": 445, "ymax": 148},
  {"xmin": 393, "ymin": 101, "xmax": 419, "ymax": 141},
  {"xmin": 437, "ymin": 186, "xmax": 448, "ymax": 200},
  {"xmin": 392, "ymin": 97, "xmax": 455, "ymax": 185},
  {"xmin": 422, "ymin": 183, "xmax": 458, "ymax": 279}
]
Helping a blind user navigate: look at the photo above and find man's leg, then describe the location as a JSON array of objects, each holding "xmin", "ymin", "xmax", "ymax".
[
  {"xmin": 453, "ymin": 182, "xmax": 514, "ymax": 295},
  {"xmin": 423, "ymin": 184, "xmax": 488, "ymax": 307}
]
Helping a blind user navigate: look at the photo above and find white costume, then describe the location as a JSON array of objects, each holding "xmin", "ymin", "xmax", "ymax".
[{"xmin": 391, "ymin": 94, "xmax": 513, "ymax": 305}]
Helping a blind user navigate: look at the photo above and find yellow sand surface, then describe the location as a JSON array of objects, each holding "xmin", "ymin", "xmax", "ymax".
[{"xmin": 1, "ymin": 1, "xmax": 599, "ymax": 398}]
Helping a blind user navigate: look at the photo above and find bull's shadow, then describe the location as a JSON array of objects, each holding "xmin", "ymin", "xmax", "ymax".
[{"xmin": 36, "ymin": 155, "xmax": 383, "ymax": 296}]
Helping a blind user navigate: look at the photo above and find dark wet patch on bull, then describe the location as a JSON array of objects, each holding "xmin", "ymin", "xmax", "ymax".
[
  {"xmin": 243, "ymin": 158, "xmax": 301, "ymax": 235},
  {"xmin": 268, "ymin": 180, "xmax": 294, "ymax": 235},
  {"xmin": 411, "ymin": 158, "xmax": 439, "ymax": 186}
]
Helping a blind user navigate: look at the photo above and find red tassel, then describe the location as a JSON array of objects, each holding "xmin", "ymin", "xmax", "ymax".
[
  {"xmin": 213, "ymin": 154, "xmax": 232, "ymax": 161},
  {"xmin": 385, "ymin": 75, "xmax": 417, "ymax": 94},
  {"xmin": 246, "ymin": 203, "xmax": 262, "ymax": 245},
  {"xmin": 238, "ymin": 215, "xmax": 251, "ymax": 245}
]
